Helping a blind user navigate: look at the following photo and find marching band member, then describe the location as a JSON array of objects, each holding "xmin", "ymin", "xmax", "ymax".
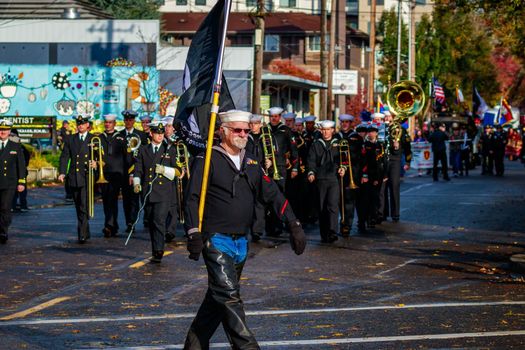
[
  {"xmin": 133, "ymin": 121, "xmax": 181, "ymax": 263},
  {"xmin": 99, "ymin": 114, "xmax": 127, "ymax": 237},
  {"xmin": 354, "ymin": 123, "xmax": 369, "ymax": 233},
  {"xmin": 0, "ymin": 119, "xmax": 27, "ymax": 244},
  {"xmin": 302, "ymin": 115, "xmax": 320, "ymax": 224},
  {"xmin": 58, "ymin": 115, "xmax": 96, "ymax": 243},
  {"xmin": 307, "ymin": 120, "xmax": 344, "ymax": 243},
  {"xmin": 162, "ymin": 116, "xmax": 179, "ymax": 243}
]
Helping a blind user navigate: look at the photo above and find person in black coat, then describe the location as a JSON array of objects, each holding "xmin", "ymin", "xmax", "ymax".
[
  {"xmin": 428, "ymin": 123, "xmax": 450, "ymax": 181},
  {"xmin": 9, "ymin": 128, "xmax": 30, "ymax": 212},
  {"xmin": 493, "ymin": 124, "xmax": 508, "ymax": 176},
  {"xmin": 133, "ymin": 121, "xmax": 181, "ymax": 263},
  {"xmin": 98, "ymin": 114, "xmax": 128, "ymax": 237},
  {"xmin": 0, "ymin": 120, "xmax": 27, "ymax": 244},
  {"xmin": 479, "ymin": 125, "xmax": 495, "ymax": 175},
  {"xmin": 58, "ymin": 115, "xmax": 97, "ymax": 243}
]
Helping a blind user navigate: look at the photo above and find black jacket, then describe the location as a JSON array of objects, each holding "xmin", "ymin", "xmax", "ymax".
[
  {"xmin": 307, "ymin": 138, "xmax": 341, "ymax": 182},
  {"xmin": 59, "ymin": 133, "xmax": 94, "ymax": 188},
  {"xmin": 269, "ymin": 123, "xmax": 298, "ymax": 173},
  {"xmin": 0, "ymin": 140, "xmax": 27, "ymax": 189},
  {"xmin": 428, "ymin": 130, "xmax": 449, "ymax": 153},
  {"xmin": 99, "ymin": 131, "xmax": 128, "ymax": 175},
  {"xmin": 185, "ymin": 145, "xmax": 297, "ymax": 236},
  {"xmin": 362, "ymin": 139, "xmax": 386, "ymax": 182},
  {"xmin": 386, "ymin": 127, "xmax": 412, "ymax": 163},
  {"xmin": 134, "ymin": 143, "xmax": 178, "ymax": 203}
]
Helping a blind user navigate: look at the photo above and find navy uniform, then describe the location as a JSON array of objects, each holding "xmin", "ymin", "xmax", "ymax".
[
  {"xmin": 361, "ymin": 124, "xmax": 387, "ymax": 228},
  {"xmin": 0, "ymin": 120, "xmax": 27, "ymax": 244},
  {"xmin": 133, "ymin": 121, "xmax": 180, "ymax": 263},
  {"xmin": 58, "ymin": 115, "xmax": 95, "ymax": 243},
  {"xmin": 99, "ymin": 114, "xmax": 128, "ymax": 237},
  {"xmin": 382, "ymin": 125, "xmax": 412, "ymax": 222},
  {"xmin": 118, "ymin": 109, "xmax": 148, "ymax": 233},
  {"xmin": 353, "ymin": 124, "xmax": 369, "ymax": 233},
  {"xmin": 302, "ymin": 115, "xmax": 321, "ymax": 224},
  {"xmin": 307, "ymin": 120, "xmax": 342, "ymax": 243},
  {"xmin": 162, "ymin": 116, "xmax": 181, "ymax": 243},
  {"xmin": 183, "ymin": 110, "xmax": 306, "ymax": 349},
  {"xmin": 493, "ymin": 125, "xmax": 507, "ymax": 176}
]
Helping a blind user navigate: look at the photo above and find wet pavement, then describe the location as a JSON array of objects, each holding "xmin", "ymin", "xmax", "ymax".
[{"xmin": 1, "ymin": 161, "xmax": 525, "ymax": 349}]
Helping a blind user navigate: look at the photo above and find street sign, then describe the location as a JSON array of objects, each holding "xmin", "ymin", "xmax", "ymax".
[
  {"xmin": 4, "ymin": 116, "xmax": 56, "ymax": 142},
  {"xmin": 333, "ymin": 70, "xmax": 358, "ymax": 95},
  {"xmin": 260, "ymin": 95, "xmax": 270, "ymax": 114}
]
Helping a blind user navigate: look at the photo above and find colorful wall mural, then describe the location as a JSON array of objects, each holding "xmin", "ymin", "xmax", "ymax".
[{"xmin": 0, "ymin": 63, "xmax": 160, "ymax": 121}]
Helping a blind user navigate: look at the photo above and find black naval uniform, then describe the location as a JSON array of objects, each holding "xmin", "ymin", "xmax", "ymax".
[
  {"xmin": 134, "ymin": 142, "xmax": 179, "ymax": 260},
  {"xmin": 59, "ymin": 132, "xmax": 94, "ymax": 241},
  {"xmin": 493, "ymin": 128, "xmax": 507, "ymax": 176},
  {"xmin": 99, "ymin": 130, "xmax": 128, "ymax": 236},
  {"xmin": 302, "ymin": 128, "xmax": 321, "ymax": 223},
  {"xmin": 335, "ymin": 129, "xmax": 363, "ymax": 234},
  {"xmin": 0, "ymin": 139, "xmax": 27, "ymax": 243},
  {"xmin": 184, "ymin": 145, "xmax": 305, "ymax": 350},
  {"xmin": 362, "ymin": 137, "xmax": 387, "ymax": 227},
  {"xmin": 118, "ymin": 128, "xmax": 148, "ymax": 231},
  {"xmin": 381, "ymin": 127, "xmax": 412, "ymax": 222},
  {"xmin": 246, "ymin": 132, "xmax": 266, "ymax": 240},
  {"xmin": 307, "ymin": 137, "xmax": 341, "ymax": 243}
]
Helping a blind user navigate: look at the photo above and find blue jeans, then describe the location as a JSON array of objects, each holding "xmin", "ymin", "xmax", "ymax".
[{"xmin": 210, "ymin": 233, "xmax": 248, "ymax": 264}]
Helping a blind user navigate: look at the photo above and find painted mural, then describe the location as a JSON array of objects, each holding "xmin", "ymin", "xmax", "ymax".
[{"xmin": 0, "ymin": 62, "xmax": 160, "ymax": 120}]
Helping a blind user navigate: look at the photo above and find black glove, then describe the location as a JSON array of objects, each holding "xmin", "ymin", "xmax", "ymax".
[
  {"xmin": 187, "ymin": 232, "xmax": 204, "ymax": 261},
  {"xmin": 289, "ymin": 220, "xmax": 306, "ymax": 255}
]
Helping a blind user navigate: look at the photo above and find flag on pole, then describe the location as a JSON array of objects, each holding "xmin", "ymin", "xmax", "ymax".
[
  {"xmin": 433, "ymin": 78, "xmax": 445, "ymax": 104},
  {"xmin": 174, "ymin": 0, "xmax": 235, "ymax": 154},
  {"xmin": 455, "ymin": 85, "xmax": 464, "ymax": 105},
  {"xmin": 500, "ymin": 98, "xmax": 513, "ymax": 124},
  {"xmin": 377, "ymin": 95, "xmax": 385, "ymax": 113},
  {"xmin": 472, "ymin": 85, "xmax": 489, "ymax": 117}
]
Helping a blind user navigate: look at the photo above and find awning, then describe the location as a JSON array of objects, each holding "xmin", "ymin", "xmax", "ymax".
[{"xmin": 262, "ymin": 72, "xmax": 327, "ymax": 90}]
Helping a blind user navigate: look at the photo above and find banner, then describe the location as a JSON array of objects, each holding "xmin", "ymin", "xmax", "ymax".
[{"xmin": 411, "ymin": 142, "xmax": 433, "ymax": 169}]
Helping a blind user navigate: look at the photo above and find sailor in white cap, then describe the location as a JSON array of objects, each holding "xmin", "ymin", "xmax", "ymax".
[
  {"xmin": 294, "ymin": 117, "xmax": 304, "ymax": 133},
  {"xmin": 98, "ymin": 113, "xmax": 128, "ymax": 238},
  {"xmin": 183, "ymin": 109, "xmax": 306, "ymax": 349},
  {"xmin": 141, "ymin": 115, "xmax": 153, "ymax": 134},
  {"xmin": 337, "ymin": 114, "xmax": 355, "ymax": 140},
  {"xmin": 268, "ymin": 106, "xmax": 284, "ymax": 117},
  {"xmin": 306, "ymin": 118, "xmax": 345, "ymax": 243},
  {"xmin": 0, "ymin": 119, "xmax": 26, "ymax": 244},
  {"xmin": 282, "ymin": 112, "xmax": 296, "ymax": 130},
  {"xmin": 162, "ymin": 116, "xmax": 175, "ymax": 142}
]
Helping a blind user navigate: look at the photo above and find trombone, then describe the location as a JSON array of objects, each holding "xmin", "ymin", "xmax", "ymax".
[
  {"xmin": 261, "ymin": 125, "xmax": 282, "ymax": 181},
  {"xmin": 338, "ymin": 139, "xmax": 358, "ymax": 225},
  {"xmin": 174, "ymin": 140, "xmax": 190, "ymax": 224},
  {"xmin": 88, "ymin": 136, "xmax": 108, "ymax": 218}
]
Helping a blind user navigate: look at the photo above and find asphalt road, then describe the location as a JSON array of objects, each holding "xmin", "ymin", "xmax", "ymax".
[{"xmin": 1, "ymin": 161, "xmax": 525, "ymax": 349}]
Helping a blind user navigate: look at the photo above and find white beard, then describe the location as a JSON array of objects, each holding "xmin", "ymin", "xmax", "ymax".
[{"xmin": 233, "ymin": 136, "xmax": 248, "ymax": 149}]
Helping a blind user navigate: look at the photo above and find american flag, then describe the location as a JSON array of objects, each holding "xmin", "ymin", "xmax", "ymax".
[{"xmin": 433, "ymin": 78, "xmax": 445, "ymax": 104}]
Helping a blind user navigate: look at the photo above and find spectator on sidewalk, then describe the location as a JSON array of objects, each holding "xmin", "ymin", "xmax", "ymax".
[
  {"xmin": 9, "ymin": 129, "xmax": 30, "ymax": 212},
  {"xmin": 460, "ymin": 125, "xmax": 472, "ymax": 176},
  {"xmin": 449, "ymin": 124, "xmax": 462, "ymax": 177},
  {"xmin": 414, "ymin": 129, "xmax": 427, "ymax": 177},
  {"xmin": 428, "ymin": 123, "xmax": 450, "ymax": 181}
]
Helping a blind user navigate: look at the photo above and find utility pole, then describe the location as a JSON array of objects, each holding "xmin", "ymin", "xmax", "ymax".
[
  {"xmin": 320, "ymin": 0, "xmax": 328, "ymax": 119},
  {"xmin": 368, "ymin": 0, "xmax": 376, "ymax": 111},
  {"xmin": 251, "ymin": 0, "xmax": 265, "ymax": 114},
  {"xmin": 409, "ymin": 0, "xmax": 416, "ymax": 81},
  {"xmin": 327, "ymin": 0, "xmax": 336, "ymax": 120},
  {"xmin": 396, "ymin": 0, "xmax": 402, "ymax": 81}
]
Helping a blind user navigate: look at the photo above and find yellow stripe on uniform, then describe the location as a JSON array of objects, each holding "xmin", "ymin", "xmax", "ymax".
[{"xmin": 0, "ymin": 296, "xmax": 71, "ymax": 321}]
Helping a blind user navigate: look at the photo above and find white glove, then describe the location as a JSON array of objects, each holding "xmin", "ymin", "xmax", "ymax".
[
  {"xmin": 155, "ymin": 164, "xmax": 176, "ymax": 180},
  {"xmin": 155, "ymin": 164, "xmax": 165, "ymax": 175}
]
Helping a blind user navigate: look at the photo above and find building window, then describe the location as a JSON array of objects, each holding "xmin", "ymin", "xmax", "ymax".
[
  {"xmin": 415, "ymin": 0, "xmax": 426, "ymax": 3},
  {"xmin": 195, "ymin": 0, "xmax": 206, "ymax": 5},
  {"xmin": 246, "ymin": 0, "xmax": 256, "ymax": 6},
  {"xmin": 307, "ymin": 35, "xmax": 321, "ymax": 51},
  {"xmin": 265, "ymin": 0, "xmax": 273, "ymax": 12},
  {"xmin": 264, "ymin": 35, "xmax": 280, "ymax": 52},
  {"xmin": 279, "ymin": 0, "xmax": 296, "ymax": 8},
  {"xmin": 368, "ymin": 0, "xmax": 384, "ymax": 5},
  {"xmin": 176, "ymin": 0, "xmax": 187, "ymax": 5},
  {"xmin": 346, "ymin": 0, "xmax": 358, "ymax": 13}
]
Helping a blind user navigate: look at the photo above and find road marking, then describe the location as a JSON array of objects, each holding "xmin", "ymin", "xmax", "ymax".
[
  {"xmin": 375, "ymin": 258, "xmax": 418, "ymax": 277},
  {"xmin": 400, "ymin": 183, "xmax": 432, "ymax": 195},
  {"xmin": 78, "ymin": 330, "xmax": 525, "ymax": 349},
  {"xmin": 0, "ymin": 296, "xmax": 71, "ymax": 321},
  {"xmin": 129, "ymin": 251, "xmax": 174, "ymax": 268},
  {"xmin": 2, "ymin": 300, "xmax": 525, "ymax": 326}
]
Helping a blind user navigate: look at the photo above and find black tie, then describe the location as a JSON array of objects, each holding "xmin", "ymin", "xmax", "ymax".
[
  {"xmin": 153, "ymin": 146, "xmax": 158, "ymax": 154},
  {"xmin": 80, "ymin": 135, "xmax": 84, "ymax": 142},
  {"xmin": 0, "ymin": 142, "xmax": 4, "ymax": 151}
]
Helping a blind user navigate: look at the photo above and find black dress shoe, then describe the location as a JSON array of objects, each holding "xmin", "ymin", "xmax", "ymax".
[
  {"xmin": 150, "ymin": 250, "xmax": 164, "ymax": 263},
  {"xmin": 392, "ymin": 217, "xmax": 399, "ymax": 223},
  {"xmin": 165, "ymin": 233, "xmax": 175, "ymax": 243},
  {"xmin": 102, "ymin": 227, "xmax": 112, "ymax": 238},
  {"xmin": 78, "ymin": 237, "xmax": 88, "ymax": 244},
  {"xmin": 251, "ymin": 233, "xmax": 261, "ymax": 242},
  {"xmin": 0, "ymin": 235, "xmax": 7, "ymax": 244}
]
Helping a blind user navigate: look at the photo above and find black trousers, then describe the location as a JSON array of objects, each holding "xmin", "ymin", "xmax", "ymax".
[
  {"xmin": 482, "ymin": 153, "xmax": 494, "ymax": 174},
  {"xmin": 433, "ymin": 150, "xmax": 449, "ymax": 180},
  {"xmin": 166, "ymin": 181, "xmax": 180, "ymax": 237},
  {"xmin": 184, "ymin": 238, "xmax": 259, "ymax": 350},
  {"xmin": 317, "ymin": 179, "xmax": 339, "ymax": 240},
  {"xmin": 122, "ymin": 180, "xmax": 139, "ymax": 226},
  {"xmin": 71, "ymin": 186, "xmax": 90, "ymax": 240},
  {"xmin": 0, "ymin": 188, "xmax": 15, "ymax": 238},
  {"xmin": 494, "ymin": 151, "xmax": 505, "ymax": 175},
  {"xmin": 12, "ymin": 185, "xmax": 28, "ymax": 209},
  {"xmin": 101, "ymin": 173, "xmax": 122, "ymax": 233},
  {"xmin": 144, "ymin": 200, "xmax": 169, "ymax": 253},
  {"xmin": 384, "ymin": 159, "xmax": 401, "ymax": 219},
  {"xmin": 364, "ymin": 182, "xmax": 381, "ymax": 225},
  {"xmin": 340, "ymin": 186, "xmax": 357, "ymax": 229},
  {"xmin": 355, "ymin": 185, "xmax": 368, "ymax": 228},
  {"xmin": 265, "ymin": 178, "xmax": 285, "ymax": 236}
]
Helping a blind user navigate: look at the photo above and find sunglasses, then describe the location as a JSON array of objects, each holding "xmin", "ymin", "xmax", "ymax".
[{"xmin": 223, "ymin": 126, "xmax": 250, "ymax": 134}]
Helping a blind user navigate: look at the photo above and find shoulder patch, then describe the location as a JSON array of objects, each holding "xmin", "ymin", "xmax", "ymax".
[
  {"xmin": 246, "ymin": 158, "xmax": 258, "ymax": 165},
  {"xmin": 10, "ymin": 151, "xmax": 17, "ymax": 154}
]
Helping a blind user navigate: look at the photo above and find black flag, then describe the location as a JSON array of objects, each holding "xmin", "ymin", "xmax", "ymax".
[{"xmin": 174, "ymin": 0, "xmax": 235, "ymax": 154}]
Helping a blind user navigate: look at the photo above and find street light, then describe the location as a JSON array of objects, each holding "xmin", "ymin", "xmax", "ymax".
[{"xmin": 62, "ymin": 8, "xmax": 80, "ymax": 19}]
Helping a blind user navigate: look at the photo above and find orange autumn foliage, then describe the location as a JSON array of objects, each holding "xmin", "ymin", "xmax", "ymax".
[{"xmin": 268, "ymin": 60, "xmax": 321, "ymax": 82}]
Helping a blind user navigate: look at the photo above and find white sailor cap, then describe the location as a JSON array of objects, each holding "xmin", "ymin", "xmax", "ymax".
[
  {"xmin": 162, "ymin": 116, "xmax": 174, "ymax": 125},
  {"xmin": 250, "ymin": 114, "xmax": 263, "ymax": 123},
  {"xmin": 268, "ymin": 107, "xmax": 284, "ymax": 116},
  {"xmin": 338, "ymin": 114, "xmax": 354, "ymax": 122},
  {"xmin": 103, "ymin": 114, "xmax": 117, "ymax": 122},
  {"xmin": 383, "ymin": 110, "xmax": 391, "ymax": 116},
  {"xmin": 295, "ymin": 117, "xmax": 304, "ymax": 124},
  {"xmin": 219, "ymin": 110, "xmax": 252, "ymax": 124},
  {"xmin": 140, "ymin": 115, "xmax": 153, "ymax": 122},
  {"xmin": 282, "ymin": 112, "xmax": 296, "ymax": 120},
  {"xmin": 0, "ymin": 119, "xmax": 13, "ymax": 130},
  {"xmin": 304, "ymin": 115, "xmax": 317, "ymax": 122},
  {"xmin": 372, "ymin": 112, "xmax": 385, "ymax": 119},
  {"xmin": 320, "ymin": 120, "xmax": 335, "ymax": 129}
]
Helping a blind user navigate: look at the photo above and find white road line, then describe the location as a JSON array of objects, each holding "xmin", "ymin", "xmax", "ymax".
[
  {"xmin": 400, "ymin": 183, "xmax": 432, "ymax": 195},
  {"xmin": 2, "ymin": 301, "xmax": 525, "ymax": 327},
  {"xmin": 79, "ymin": 330, "xmax": 525, "ymax": 349},
  {"xmin": 375, "ymin": 258, "xmax": 419, "ymax": 277}
]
